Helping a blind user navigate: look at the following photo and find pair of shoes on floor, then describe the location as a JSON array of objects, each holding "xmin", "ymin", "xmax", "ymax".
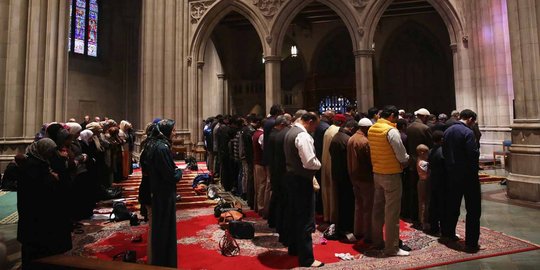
[
  {"xmin": 310, "ymin": 260, "xmax": 325, "ymax": 267},
  {"xmin": 385, "ymin": 248, "xmax": 410, "ymax": 256}
]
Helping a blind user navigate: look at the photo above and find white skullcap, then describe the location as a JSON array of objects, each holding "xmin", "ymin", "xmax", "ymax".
[
  {"xmin": 358, "ymin": 118, "xmax": 373, "ymax": 127},
  {"xmin": 414, "ymin": 108, "xmax": 430, "ymax": 116}
]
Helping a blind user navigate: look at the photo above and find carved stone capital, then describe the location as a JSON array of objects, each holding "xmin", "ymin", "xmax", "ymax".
[
  {"xmin": 190, "ymin": 1, "xmax": 215, "ymax": 24},
  {"xmin": 187, "ymin": 56, "xmax": 193, "ymax": 66},
  {"xmin": 253, "ymin": 0, "xmax": 284, "ymax": 18},
  {"xmin": 264, "ymin": 55, "xmax": 282, "ymax": 62},
  {"xmin": 197, "ymin": 61, "xmax": 205, "ymax": 68},
  {"xmin": 266, "ymin": 35, "xmax": 272, "ymax": 44}
]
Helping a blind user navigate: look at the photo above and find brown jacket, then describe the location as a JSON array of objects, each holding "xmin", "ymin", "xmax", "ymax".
[
  {"xmin": 347, "ymin": 131, "xmax": 373, "ymax": 184},
  {"xmin": 406, "ymin": 118, "xmax": 433, "ymax": 168}
]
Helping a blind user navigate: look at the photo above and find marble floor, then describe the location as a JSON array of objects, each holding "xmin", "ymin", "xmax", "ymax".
[{"xmin": 1, "ymin": 174, "xmax": 539, "ymax": 269}]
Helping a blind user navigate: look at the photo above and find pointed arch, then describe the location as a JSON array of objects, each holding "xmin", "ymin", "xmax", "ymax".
[
  {"xmin": 189, "ymin": 0, "xmax": 269, "ymax": 62},
  {"xmin": 362, "ymin": 0, "xmax": 464, "ymax": 49},
  {"xmin": 270, "ymin": 0, "xmax": 360, "ymax": 56}
]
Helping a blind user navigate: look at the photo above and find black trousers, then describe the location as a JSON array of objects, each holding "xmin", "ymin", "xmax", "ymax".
[
  {"xmin": 286, "ymin": 173, "xmax": 315, "ymax": 267},
  {"xmin": 428, "ymin": 174, "xmax": 445, "ymax": 232},
  {"xmin": 337, "ymin": 179, "xmax": 355, "ymax": 234},
  {"xmin": 404, "ymin": 169, "xmax": 419, "ymax": 222},
  {"xmin": 443, "ymin": 172, "xmax": 481, "ymax": 247}
]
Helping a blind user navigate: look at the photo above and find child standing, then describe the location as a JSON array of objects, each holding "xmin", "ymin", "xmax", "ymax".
[{"xmin": 416, "ymin": 144, "xmax": 430, "ymax": 231}]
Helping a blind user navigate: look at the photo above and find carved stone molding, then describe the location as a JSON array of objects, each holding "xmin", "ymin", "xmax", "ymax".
[
  {"xmin": 266, "ymin": 35, "xmax": 273, "ymax": 44},
  {"xmin": 190, "ymin": 0, "xmax": 215, "ymax": 24},
  {"xmin": 351, "ymin": 0, "xmax": 369, "ymax": 9},
  {"xmin": 253, "ymin": 0, "xmax": 284, "ymax": 18}
]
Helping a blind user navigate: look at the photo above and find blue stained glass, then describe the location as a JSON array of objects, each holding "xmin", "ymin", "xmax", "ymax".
[{"xmin": 76, "ymin": 0, "xmax": 86, "ymax": 8}]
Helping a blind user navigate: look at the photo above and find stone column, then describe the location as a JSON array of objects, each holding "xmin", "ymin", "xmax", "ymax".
[
  {"xmin": 354, "ymin": 49, "xmax": 374, "ymax": 113},
  {"xmin": 506, "ymin": 0, "xmax": 540, "ymax": 201},
  {"xmin": 264, "ymin": 55, "xmax": 281, "ymax": 113},
  {"xmin": 217, "ymin": 73, "xmax": 226, "ymax": 113},
  {"xmin": 196, "ymin": 61, "xmax": 205, "ymax": 143}
]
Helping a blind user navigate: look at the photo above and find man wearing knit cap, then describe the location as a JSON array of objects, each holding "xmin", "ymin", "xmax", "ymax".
[
  {"xmin": 321, "ymin": 113, "xmax": 346, "ymax": 223},
  {"xmin": 347, "ymin": 118, "xmax": 374, "ymax": 242},
  {"xmin": 404, "ymin": 108, "xmax": 433, "ymax": 228}
]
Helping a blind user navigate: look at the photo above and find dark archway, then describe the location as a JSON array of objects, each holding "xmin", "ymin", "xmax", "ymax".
[
  {"xmin": 374, "ymin": 1, "xmax": 455, "ymax": 115},
  {"xmin": 210, "ymin": 11, "xmax": 265, "ymax": 115},
  {"xmin": 306, "ymin": 28, "xmax": 355, "ymax": 111}
]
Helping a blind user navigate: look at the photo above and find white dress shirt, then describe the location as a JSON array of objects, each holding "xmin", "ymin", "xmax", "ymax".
[{"xmin": 294, "ymin": 123, "xmax": 322, "ymax": 170}]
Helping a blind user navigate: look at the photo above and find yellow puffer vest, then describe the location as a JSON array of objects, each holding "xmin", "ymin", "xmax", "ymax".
[{"xmin": 368, "ymin": 118, "xmax": 402, "ymax": 174}]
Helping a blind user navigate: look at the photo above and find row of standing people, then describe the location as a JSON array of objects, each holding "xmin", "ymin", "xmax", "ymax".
[
  {"xmin": 204, "ymin": 104, "xmax": 481, "ymax": 266},
  {"xmin": 15, "ymin": 118, "xmax": 134, "ymax": 269}
]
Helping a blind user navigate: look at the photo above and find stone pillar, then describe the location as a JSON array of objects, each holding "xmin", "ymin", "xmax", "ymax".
[
  {"xmin": 506, "ymin": 0, "xmax": 540, "ymax": 201},
  {"xmin": 264, "ymin": 55, "xmax": 281, "ymax": 113},
  {"xmin": 354, "ymin": 49, "xmax": 374, "ymax": 113},
  {"xmin": 195, "ymin": 61, "xmax": 205, "ymax": 143},
  {"xmin": 217, "ymin": 73, "xmax": 227, "ymax": 113}
]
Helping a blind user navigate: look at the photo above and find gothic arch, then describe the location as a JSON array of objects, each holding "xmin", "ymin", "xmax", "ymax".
[
  {"xmin": 309, "ymin": 26, "xmax": 352, "ymax": 74},
  {"xmin": 270, "ymin": 0, "xmax": 360, "ymax": 56},
  {"xmin": 190, "ymin": 0, "xmax": 269, "ymax": 63},
  {"xmin": 362, "ymin": 0, "xmax": 464, "ymax": 49}
]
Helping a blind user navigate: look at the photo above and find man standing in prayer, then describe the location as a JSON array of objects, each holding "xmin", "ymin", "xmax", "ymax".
[
  {"xmin": 347, "ymin": 118, "xmax": 374, "ymax": 242},
  {"xmin": 405, "ymin": 108, "xmax": 433, "ymax": 228},
  {"xmin": 314, "ymin": 110, "xmax": 334, "ymax": 214},
  {"xmin": 442, "ymin": 109, "xmax": 482, "ymax": 253},
  {"xmin": 368, "ymin": 105, "xmax": 410, "ymax": 256},
  {"xmin": 284, "ymin": 112, "xmax": 324, "ymax": 267},
  {"xmin": 330, "ymin": 120, "xmax": 358, "ymax": 236},
  {"xmin": 321, "ymin": 113, "xmax": 346, "ymax": 223},
  {"xmin": 267, "ymin": 114, "xmax": 292, "ymax": 243}
]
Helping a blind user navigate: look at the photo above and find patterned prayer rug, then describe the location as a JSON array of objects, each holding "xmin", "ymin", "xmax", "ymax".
[{"xmin": 70, "ymin": 206, "xmax": 539, "ymax": 270}]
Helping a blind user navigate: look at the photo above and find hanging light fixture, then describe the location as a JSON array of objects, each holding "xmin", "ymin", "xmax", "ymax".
[
  {"xmin": 262, "ymin": 53, "xmax": 265, "ymax": 64},
  {"xmin": 290, "ymin": 45, "xmax": 298, "ymax": 57}
]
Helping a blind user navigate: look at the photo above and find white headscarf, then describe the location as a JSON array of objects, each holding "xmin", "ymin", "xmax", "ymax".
[
  {"xmin": 78, "ymin": 130, "xmax": 94, "ymax": 145},
  {"xmin": 66, "ymin": 122, "xmax": 82, "ymax": 136}
]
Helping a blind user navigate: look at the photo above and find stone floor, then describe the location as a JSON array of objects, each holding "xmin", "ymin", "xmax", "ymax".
[{"xmin": 1, "ymin": 170, "xmax": 539, "ymax": 269}]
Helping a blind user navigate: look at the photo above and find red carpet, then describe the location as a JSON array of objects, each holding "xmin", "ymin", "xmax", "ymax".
[{"xmin": 70, "ymin": 161, "xmax": 539, "ymax": 269}]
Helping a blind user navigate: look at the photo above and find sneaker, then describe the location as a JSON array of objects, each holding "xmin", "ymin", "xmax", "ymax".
[{"xmin": 386, "ymin": 248, "xmax": 410, "ymax": 256}]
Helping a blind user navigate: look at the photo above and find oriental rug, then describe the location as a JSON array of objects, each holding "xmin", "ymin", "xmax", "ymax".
[{"xmin": 70, "ymin": 206, "xmax": 539, "ymax": 270}]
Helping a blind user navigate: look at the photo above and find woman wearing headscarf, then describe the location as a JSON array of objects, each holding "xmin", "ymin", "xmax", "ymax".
[
  {"xmin": 106, "ymin": 126, "xmax": 124, "ymax": 183},
  {"xmin": 17, "ymin": 138, "xmax": 72, "ymax": 270},
  {"xmin": 86, "ymin": 122, "xmax": 109, "ymax": 193},
  {"xmin": 140, "ymin": 119, "xmax": 182, "ymax": 268},
  {"xmin": 79, "ymin": 129, "xmax": 100, "ymax": 205},
  {"xmin": 119, "ymin": 120, "xmax": 134, "ymax": 178}
]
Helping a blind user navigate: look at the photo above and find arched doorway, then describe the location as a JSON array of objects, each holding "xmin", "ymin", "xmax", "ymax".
[
  {"xmin": 279, "ymin": 1, "xmax": 356, "ymax": 112},
  {"xmin": 203, "ymin": 11, "xmax": 265, "ymax": 117},
  {"xmin": 373, "ymin": 0, "xmax": 455, "ymax": 115}
]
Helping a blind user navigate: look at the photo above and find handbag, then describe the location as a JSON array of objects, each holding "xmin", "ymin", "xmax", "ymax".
[
  {"xmin": 229, "ymin": 220, "xmax": 255, "ymax": 239},
  {"xmin": 219, "ymin": 230, "xmax": 240, "ymax": 257}
]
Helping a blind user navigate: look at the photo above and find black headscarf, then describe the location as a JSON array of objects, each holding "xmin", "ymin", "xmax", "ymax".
[{"xmin": 157, "ymin": 119, "xmax": 176, "ymax": 141}]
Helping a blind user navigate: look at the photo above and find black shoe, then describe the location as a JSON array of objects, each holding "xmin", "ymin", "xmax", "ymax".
[{"xmin": 399, "ymin": 240, "xmax": 412, "ymax": 252}]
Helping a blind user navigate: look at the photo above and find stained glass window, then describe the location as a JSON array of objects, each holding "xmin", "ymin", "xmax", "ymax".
[{"xmin": 68, "ymin": 0, "xmax": 98, "ymax": 57}]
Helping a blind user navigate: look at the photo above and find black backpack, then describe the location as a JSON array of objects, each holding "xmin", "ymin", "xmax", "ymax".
[{"xmin": 109, "ymin": 202, "xmax": 132, "ymax": 222}]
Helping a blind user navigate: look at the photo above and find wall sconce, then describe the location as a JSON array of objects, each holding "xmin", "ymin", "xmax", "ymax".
[{"xmin": 290, "ymin": 45, "xmax": 298, "ymax": 57}]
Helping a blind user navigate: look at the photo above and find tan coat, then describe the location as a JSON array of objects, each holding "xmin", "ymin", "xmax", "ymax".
[{"xmin": 321, "ymin": 124, "xmax": 340, "ymax": 223}]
